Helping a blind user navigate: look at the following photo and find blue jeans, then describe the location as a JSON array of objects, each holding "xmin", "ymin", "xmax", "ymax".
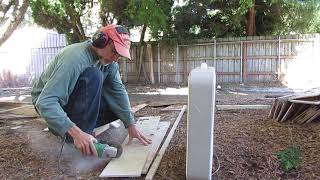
[{"xmin": 63, "ymin": 67, "xmax": 119, "ymax": 137}]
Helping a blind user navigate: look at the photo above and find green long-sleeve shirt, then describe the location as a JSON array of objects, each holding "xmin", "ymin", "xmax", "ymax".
[{"xmin": 31, "ymin": 40, "xmax": 134, "ymax": 137}]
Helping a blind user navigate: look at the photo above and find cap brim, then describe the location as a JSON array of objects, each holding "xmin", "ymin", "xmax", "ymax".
[{"xmin": 114, "ymin": 42, "xmax": 131, "ymax": 60}]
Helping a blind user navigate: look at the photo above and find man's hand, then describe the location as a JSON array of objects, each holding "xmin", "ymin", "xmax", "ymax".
[
  {"xmin": 127, "ymin": 124, "xmax": 152, "ymax": 146},
  {"xmin": 68, "ymin": 125, "xmax": 98, "ymax": 157}
]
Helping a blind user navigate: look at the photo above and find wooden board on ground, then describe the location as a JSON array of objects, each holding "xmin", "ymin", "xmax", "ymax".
[
  {"xmin": 131, "ymin": 103, "xmax": 149, "ymax": 112},
  {"xmin": 145, "ymin": 105, "xmax": 187, "ymax": 180},
  {"xmin": 149, "ymin": 101, "xmax": 186, "ymax": 107},
  {"xmin": 288, "ymin": 92, "xmax": 320, "ymax": 100},
  {"xmin": 99, "ymin": 116, "xmax": 160, "ymax": 177},
  {"xmin": 0, "ymin": 105, "xmax": 38, "ymax": 116},
  {"xmin": 93, "ymin": 103, "xmax": 148, "ymax": 136},
  {"xmin": 142, "ymin": 121, "xmax": 170, "ymax": 174},
  {"xmin": 289, "ymin": 99, "xmax": 320, "ymax": 105},
  {"xmin": 160, "ymin": 104, "xmax": 185, "ymax": 111},
  {"xmin": 217, "ymin": 104, "xmax": 271, "ymax": 110},
  {"xmin": 264, "ymin": 94, "xmax": 284, "ymax": 98},
  {"xmin": 0, "ymin": 101, "xmax": 27, "ymax": 111},
  {"xmin": 0, "ymin": 114, "xmax": 38, "ymax": 120}
]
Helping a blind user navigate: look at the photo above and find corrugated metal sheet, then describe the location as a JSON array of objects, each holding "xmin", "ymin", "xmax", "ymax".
[{"xmin": 27, "ymin": 33, "xmax": 67, "ymax": 82}]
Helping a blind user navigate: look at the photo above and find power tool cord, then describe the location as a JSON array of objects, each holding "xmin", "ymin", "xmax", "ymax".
[
  {"xmin": 212, "ymin": 151, "xmax": 221, "ymax": 175},
  {"xmin": 58, "ymin": 135, "xmax": 66, "ymax": 174},
  {"xmin": 57, "ymin": 135, "xmax": 78, "ymax": 179}
]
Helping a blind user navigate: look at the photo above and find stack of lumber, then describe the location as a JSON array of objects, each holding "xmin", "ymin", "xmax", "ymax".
[{"xmin": 268, "ymin": 89, "xmax": 320, "ymax": 124}]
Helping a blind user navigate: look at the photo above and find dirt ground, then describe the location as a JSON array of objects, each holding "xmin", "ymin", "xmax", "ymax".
[{"xmin": 0, "ymin": 84, "xmax": 319, "ymax": 179}]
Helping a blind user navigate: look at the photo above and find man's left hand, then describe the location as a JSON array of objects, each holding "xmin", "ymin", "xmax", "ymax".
[{"xmin": 127, "ymin": 124, "xmax": 152, "ymax": 145}]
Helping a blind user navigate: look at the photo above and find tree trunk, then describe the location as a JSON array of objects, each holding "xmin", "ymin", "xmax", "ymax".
[
  {"xmin": 136, "ymin": 24, "xmax": 147, "ymax": 82},
  {"xmin": 0, "ymin": 0, "xmax": 29, "ymax": 47},
  {"xmin": 65, "ymin": 2, "xmax": 86, "ymax": 41},
  {"xmin": 136, "ymin": 45, "xmax": 144, "ymax": 82},
  {"xmin": 246, "ymin": 0, "xmax": 256, "ymax": 36}
]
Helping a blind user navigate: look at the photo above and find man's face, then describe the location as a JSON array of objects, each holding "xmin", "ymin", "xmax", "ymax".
[{"xmin": 96, "ymin": 41, "xmax": 121, "ymax": 65}]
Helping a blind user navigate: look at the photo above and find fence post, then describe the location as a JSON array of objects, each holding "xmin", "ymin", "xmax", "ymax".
[
  {"xmin": 242, "ymin": 40, "xmax": 247, "ymax": 83},
  {"xmin": 124, "ymin": 57, "xmax": 128, "ymax": 83},
  {"xmin": 182, "ymin": 47, "xmax": 188, "ymax": 83},
  {"xmin": 157, "ymin": 43, "xmax": 161, "ymax": 83},
  {"xmin": 278, "ymin": 36, "xmax": 281, "ymax": 81},
  {"xmin": 147, "ymin": 44, "xmax": 155, "ymax": 84},
  {"xmin": 176, "ymin": 44, "xmax": 180, "ymax": 84},
  {"xmin": 214, "ymin": 39, "xmax": 216, "ymax": 67},
  {"xmin": 240, "ymin": 41, "xmax": 243, "ymax": 83}
]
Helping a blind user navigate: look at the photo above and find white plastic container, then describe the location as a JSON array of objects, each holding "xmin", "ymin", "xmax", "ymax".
[{"xmin": 186, "ymin": 63, "xmax": 216, "ymax": 180}]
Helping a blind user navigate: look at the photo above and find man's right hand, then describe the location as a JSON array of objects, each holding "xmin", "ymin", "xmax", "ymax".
[{"xmin": 67, "ymin": 125, "xmax": 98, "ymax": 157}]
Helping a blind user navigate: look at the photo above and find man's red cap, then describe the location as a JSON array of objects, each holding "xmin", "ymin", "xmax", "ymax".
[{"xmin": 100, "ymin": 24, "xmax": 131, "ymax": 59}]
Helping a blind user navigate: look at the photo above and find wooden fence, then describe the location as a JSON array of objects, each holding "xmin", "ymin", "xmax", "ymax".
[
  {"xmin": 20, "ymin": 33, "xmax": 320, "ymax": 86},
  {"xmin": 120, "ymin": 34, "xmax": 320, "ymax": 84}
]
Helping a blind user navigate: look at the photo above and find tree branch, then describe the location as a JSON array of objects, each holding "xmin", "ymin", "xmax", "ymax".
[{"xmin": 0, "ymin": 0, "xmax": 29, "ymax": 47}]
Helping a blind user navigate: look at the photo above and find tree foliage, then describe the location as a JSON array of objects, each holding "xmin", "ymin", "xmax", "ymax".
[
  {"xmin": 29, "ymin": 0, "xmax": 173, "ymax": 43},
  {"xmin": 0, "ymin": 0, "xmax": 29, "ymax": 47},
  {"xmin": 126, "ymin": 0, "xmax": 173, "ymax": 40},
  {"xmin": 170, "ymin": 0, "xmax": 320, "ymax": 41},
  {"xmin": 99, "ymin": 0, "xmax": 132, "ymax": 27},
  {"xmin": 30, "ymin": 0, "xmax": 92, "ymax": 43},
  {"xmin": 29, "ymin": 0, "xmax": 320, "ymax": 43}
]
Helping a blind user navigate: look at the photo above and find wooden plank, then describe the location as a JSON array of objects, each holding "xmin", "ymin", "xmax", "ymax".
[
  {"xmin": 0, "ymin": 114, "xmax": 38, "ymax": 120},
  {"xmin": 268, "ymin": 101, "xmax": 277, "ymax": 119},
  {"xmin": 293, "ymin": 108, "xmax": 314, "ymax": 124},
  {"xmin": 289, "ymin": 99, "xmax": 320, "ymax": 105},
  {"xmin": 305, "ymin": 109, "xmax": 320, "ymax": 124},
  {"xmin": 289, "ymin": 92, "xmax": 320, "ymax": 101},
  {"xmin": 280, "ymin": 103, "xmax": 298, "ymax": 122},
  {"xmin": 160, "ymin": 104, "xmax": 185, "ymax": 112},
  {"xmin": 297, "ymin": 108, "xmax": 318, "ymax": 124},
  {"xmin": 272, "ymin": 101, "xmax": 282, "ymax": 120},
  {"xmin": 0, "ymin": 101, "xmax": 30, "ymax": 108},
  {"xmin": 94, "ymin": 103, "xmax": 148, "ymax": 136},
  {"xmin": 131, "ymin": 103, "xmax": 148, "ymax": 112},
  {"xmin": 141, "ymin": 121, "xmax": 170, "ymax": 174},
  {"xmin": 145, "ymin": 105, "xmax": 187, "ymax": 180},
  {"xmin": 0, "ymin": 106, "xmax": 27, "ymax": 114},
  {"xmin": 276, "ymin": 101, "xmax": 291, "ymax": 121},
  {"xmin": 0, "ymin": 105, "xmax": 39, "ymax": 116},
  {"xmin": 100, "ymin": 116, "xmax": 160, "ymax": 177},
  {"xmin": 217, "ymin": 104, "xmax": 271, "ymax": 110},
  {"xmin": 149, "ymin": 101, "xmax": 184, "ymax": 107},
  {"xmin": 291, "ymin": 104, "xmax": 310, "ymax": 121}
]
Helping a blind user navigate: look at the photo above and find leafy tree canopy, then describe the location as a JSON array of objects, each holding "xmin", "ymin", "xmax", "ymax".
[
  {"xmin": 30, "ymin": 0, "xmax": 93, "ymax": 43},
  {"xmin": 29, "ymin": 0, "xmax": 320, "ymax": 43},
  {"xmin": 170, "ymin": 0, "xmax": 320, "ymax": 41},
  {"xmin": 126, "ymin": 0, "xmax": 173, "ymax": 40}
]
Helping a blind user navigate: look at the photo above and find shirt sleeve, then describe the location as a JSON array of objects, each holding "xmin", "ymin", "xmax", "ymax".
[
  {"xmin": 35, "ymin": 59, "xmax": 79, "ymax": 137},
  {"xmin": 102, "ymin": 62, "xmax": 135, "ymax": 128}
]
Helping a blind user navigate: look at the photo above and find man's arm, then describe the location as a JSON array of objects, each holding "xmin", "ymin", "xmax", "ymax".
[
  {"xmin": 35, "ymin": 61, "xmax": 77, "ymax": 137},
  {"xmin": 103, "ymin": 62, "xmax": 151, "ymax": 145},
  {"xmin": 35, "ymin": 60, "xmax": 98, "ymax": 156}
]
